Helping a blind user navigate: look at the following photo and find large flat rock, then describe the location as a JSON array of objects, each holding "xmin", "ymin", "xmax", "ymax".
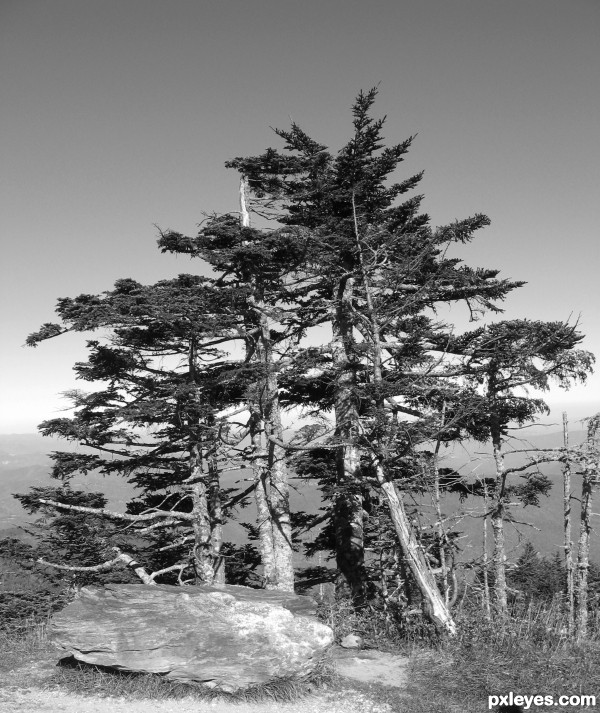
[{"xmin": 49, "ymin": 583, "xmax": 333, "ymax": 691}]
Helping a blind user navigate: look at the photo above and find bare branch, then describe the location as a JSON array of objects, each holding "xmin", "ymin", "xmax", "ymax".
[
  {"xmin": 148, "ymin": 563, "xmax": 190, "ymax": 581},
  {"xmin": 37, "ymin": 498, "xmax": 194, "ymax": 522},
  {"xmin": 37, "ymin": 555, "xmax": 122, "ymax": 573},
  {"xmin": 267, "ymin": 435, "xmax": 345, "ymax": 451},
  {"xmin": 38, "ymin": 546, "xmax": 156, "ymax": 585}
]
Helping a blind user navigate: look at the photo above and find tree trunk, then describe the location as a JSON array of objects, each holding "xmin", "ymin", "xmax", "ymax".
[
  {"xmin": 186, "ymin": 337, "xmax": 216, "ymax": 584},
  {"xmin": 351, "ymin": 206, "xmax": 454, "ymax": 633},
  {"xmin": 482, "ymin": 481, "xmax": 491, "ymax": 619},
  {"xmin": 575, "ymin": 470, "xmax": 593, "ymax": 642},
  {"xmin": 208, "ymin": 455, "xmax": 224, "ymax": 584},
  {"xmin": 263, "ymin": 390, "xmax": 294, "ymax": 592},
  {"xmin": 189, "ymin": 441, "xmax": 215, "ymax": 584},
  {"xmin": 331, "ymin": 276, "xmax": 366, "ymax": 603},
  {"xmin": 562, "ymin": 412, "xmax": 574, "ymax": 635},
  {"xmin": 491, "ymin": 434, "xmax": 508, "ymax": 613},
  {"xmin": 241, "ymin": 175, "xmax": 294, "ymax": 592},
  {"xmin": 491, "ymin": 505, "xmax": 507, "ymax": 613},
  {"xmin": 575, "ymin": 415, "xmax": 600, "ymax": 641},
  {"xmin": 250, "ymin": 419, "xmax": 278, "ymax": 588},
  {"xmin": 246, "ymin": 321, "xmax": 293, "ymax": 591},
  {"xmin": 430, "ymin": 450, "xmax": 449, "ymax": 607},
  {"xmin": 374, "ymin": 461, "xmax": 456, "ymax": 635}
]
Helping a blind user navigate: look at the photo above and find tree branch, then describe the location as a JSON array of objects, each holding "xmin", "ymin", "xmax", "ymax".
[{"xmin": 37, "ymin": 498, "xmax": 194, "ymax": 522}]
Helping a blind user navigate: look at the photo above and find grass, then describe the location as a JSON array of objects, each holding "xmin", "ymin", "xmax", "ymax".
[
  {"xmin": 49, "ymin": 655, "xmax": 335, "ymax": 703},
  {"xmin": 317, "ymin": 594, "xmax": 439, "ymax": 652},
  {"xmin": 318, "ymin": 594, "xmax": 600, "ymax": 712},
  {"xmin": 403, "ymin": 601, "xmax": 600, "ymax": 712},
  {"xmin": 0, "ymin": 616, "xmax": 54, "ymax": 675}
]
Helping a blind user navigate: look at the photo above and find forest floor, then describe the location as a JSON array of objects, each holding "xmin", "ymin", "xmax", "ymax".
[{"xmin": 0, "ymin": 640, "xmax": 410, "ymax": 713}]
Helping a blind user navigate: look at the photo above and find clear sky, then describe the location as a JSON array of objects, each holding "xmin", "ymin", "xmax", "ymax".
[{"xmin": 1, "ymin": 0, "xmax": 599, "ymax": 433}]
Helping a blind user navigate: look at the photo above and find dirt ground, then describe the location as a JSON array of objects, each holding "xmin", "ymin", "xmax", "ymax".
[{"xmin": 0, "ymin": 647, "xmax": 409, "ymax": 713}]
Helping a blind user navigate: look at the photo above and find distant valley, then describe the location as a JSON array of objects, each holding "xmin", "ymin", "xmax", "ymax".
[
  {"xmin": 0, "ymin": 433, "xmax": 320, "ymax": 548},
  {"xmin": 1, "ymin": 429, "xmax": 597, "ymax": 564},
  {"xmin": 0, "ymin": 433, "xmax": 135, "ymax": 531}
]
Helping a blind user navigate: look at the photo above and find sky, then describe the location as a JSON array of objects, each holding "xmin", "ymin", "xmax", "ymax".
[{"xmin": 1, "ymin": 0, "xmax": 599, "ymax": 433}]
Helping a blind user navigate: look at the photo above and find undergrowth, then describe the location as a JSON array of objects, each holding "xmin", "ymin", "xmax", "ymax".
[
  {"xmin": 406, "ymin": 602, "xmax": 600, "ymax": 712},
  {"xmin": 319, "ymin": 595, "xmax": 600, "ymax": 712},
  {"xmin": 0, "ymin": 616, "xmax": 53, "ymax": 674},
  {"xmin": 317, "ymin": 593, "xmax": 439, "ymax": 652}
]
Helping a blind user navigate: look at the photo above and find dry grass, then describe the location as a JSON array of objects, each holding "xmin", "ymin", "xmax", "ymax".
[
  {"xmin": 317, "ymin": 595, "xmax": 438, "ymax": 652},
  {"xmin": 404, "ymin": 602, "xmax": 600, "ymax": 712},
  {"xmin": 319, "ymin": 596, "xmax": 600, "ymax": 712},
  {"xmin": 49, "ymin": 655, "xmax": 335, "ymax": 703},
  {"xmin": 0, "ymin": 617, "xmax": 54, "ymax": 675}
]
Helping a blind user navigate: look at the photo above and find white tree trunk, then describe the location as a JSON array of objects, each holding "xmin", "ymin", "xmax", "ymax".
[
  {"xmin": 373, "ymin": 460, "xmax": 456, "ymax": 635},
  {"xmin": 240, "ymin": 175, "xmax": 294, "ymax": 592},
  {"xmin": 562, "ymin": 412, "xmax": 574, "ymax": 634},
  {"xmin": 491, "ymin": 439, "xmax": 508, "ymax": 613},
  {"xmin": 575, "ymin": 471, "xmax": 593, "ymax": 641}
]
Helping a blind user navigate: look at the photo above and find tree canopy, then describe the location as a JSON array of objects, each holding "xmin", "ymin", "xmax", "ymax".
[{"xmin": 7, "ymin": 88, "xmax": 595, "ymax": 637}]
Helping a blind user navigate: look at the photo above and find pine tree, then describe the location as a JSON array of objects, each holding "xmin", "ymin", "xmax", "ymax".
[
  {"xmin": 443, "ymin": 320, "xmax": 593, "ymax": 611},
  {"xmin": 157, "ymin": 193, "xmax": 313, "ymax": 591},
  {"xmin": 223, "ymin": 88, "xmax": 523, "ymax": 631},
  {"xmin": 25, "ymin": 275, "xmax": 256, "ymax": 584},
  {"xmin": 21, "ymin": 88, "xmax": 594, "ymax": 639}
]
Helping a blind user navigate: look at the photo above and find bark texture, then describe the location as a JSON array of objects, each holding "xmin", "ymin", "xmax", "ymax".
[
  {"xmin": 562, "ymin": 412, "xmax": 574, "ymax": 634},
  {"xmin": 331, "ymin": 276, "xmax": 366, "ymax": 603},
  {"xmin": 576, "ymin": 471, "xmax": 593, "ymax": 641},
  {"xmin": 491, "ymin": 435, "xmax": 508, "ymax": 612}
]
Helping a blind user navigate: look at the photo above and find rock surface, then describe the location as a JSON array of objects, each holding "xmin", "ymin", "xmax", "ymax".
[
  {"xmin": 49, "ymin": 583, "xmax": 333, "ymax": 691},
  {"xmin": 332, "ymin": 648, "xmax": 409, "ymax": 689},
  {"xmin": 340, "ymin": 634, "xmax": 363, "ymax": 649}
]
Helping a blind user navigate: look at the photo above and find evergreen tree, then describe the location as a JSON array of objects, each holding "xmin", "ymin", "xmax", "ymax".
[
  {"xmin": 158, "ymin": 185, "xmax": 314, "ymax": 591},
  {"xmin": 220, "ymin": 87, "xmax": 522, "ymax": 632},
  {"xmin": 443, "ymin": 320, "xmax": 593, "ymax": 611},
  {"xmin": 508, "ymin": 544, "xmax": 565, "ymax": 603},
  {"xmin": 25, "ymin": 275, "xmax": 256, "ymax": 584},
  {"xmin": 21, "ymin": 88, "xmax": 595, "ymax": 639}
]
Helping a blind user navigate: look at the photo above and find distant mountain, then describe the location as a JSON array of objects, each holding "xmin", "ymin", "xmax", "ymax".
[
  {"xmin": 0, "ymin": 430, "xmax": 596, "ymax": 563},
  {"xmin": 0, "ymin": 434, "xmax": 135, "ymax": 530},
  {"xmin": 435, "ymin": 428, "xmax": 597, "ymax": 563},
  {"xmin": 0, "ymin": 433, "xmax": 322, "ymax": 548}
]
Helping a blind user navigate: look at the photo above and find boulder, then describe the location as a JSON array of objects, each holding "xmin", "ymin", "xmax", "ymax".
[{"xmin": 49, "ymin": 583, "xmax": 333, "ymax": 691}]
